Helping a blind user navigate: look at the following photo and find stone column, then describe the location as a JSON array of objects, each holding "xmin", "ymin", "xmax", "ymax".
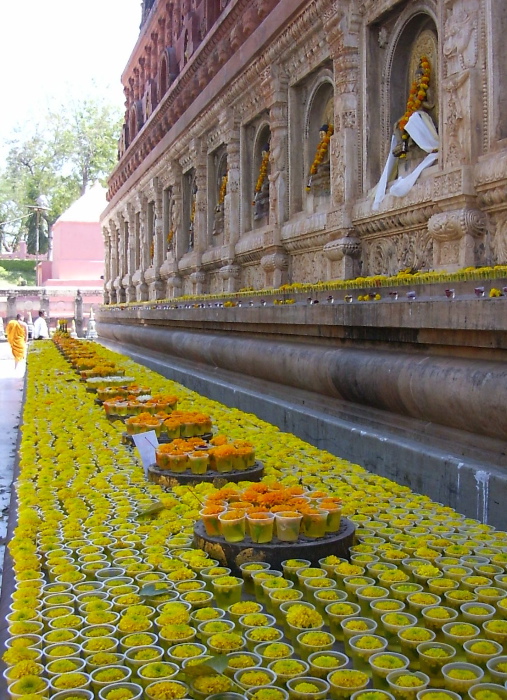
[
  {"xmin": 146, "ymin": 177, "xmax": 165, "ymax": 299},
  {"xmin": 425, "ymin": 0, "xmax": 486, "ymax": 270},
  {"xmin": 219, "ymin": 263, "xmax": 241, "ymax": 293},
  {"xmin": 261, "ymin": 251, "xmax": 289, "ymax": 288},
  {"xmin": 220, "ymin": 111, "xmax": 240, "ymax": 250},
  {"xmin": 75, "ymin": 289, "xmax": 83, "ymax": 338},
  {"xmin": 323, "ymin": 5, "xmax": 362, "ymax": 280},
  {"xmin": 134, "ymin": 194, "xmax": 149, "ymax": 301},
  {"xmin": 160, "ymin": 162, "xmax": 184, "ymax": 298},
  {"xmin": 263, "ymin": 66, "xmax": 289, "ymax": 235},
  {"xmin": 258, "ymin": 66, "xmax": 290, "ymax": 288},
  {"xmin": 153, "ymin": 178, "xmax": 165, "ymax": 298},
  {"xmin": 323, "ymin": 232, "xmax": 361, "ymax": 279},
  {"xmin": 441, "ymin": 0, "xmax": 482, "ymax": 171},
  {"xmin": 114, "ymin": 217, "xmax": 126, "ymax": 303},
  {"xmin": 123, "ymin": 203, "xmax": 137, "ymax": 302},
  {"xmin": 110, "ymin": 221, "xmax": 120, "ymax": 304},
  {"xmin": 189, "ymin": 269, "xmax": 206, "ymax": 295},
  {"xmin": 428, "ymin": 207, "xmax": 487, "ymax": 270},
  {"xmin": 103, "ymin": 226, "xmax": 112, "ymax": 305},
  {"xmin": 193, "ymin": 139, "xmax": 208, "ymax": 258}
]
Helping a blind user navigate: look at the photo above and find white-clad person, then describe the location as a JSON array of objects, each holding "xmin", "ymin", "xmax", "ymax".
[{"xmin": 33, "ymin": 309, "xmax": 50, "ymax": 339}]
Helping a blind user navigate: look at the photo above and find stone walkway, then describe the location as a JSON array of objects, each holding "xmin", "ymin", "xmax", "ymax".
[{"xmin": 0, "ymin": 341, "xmax": 24, "ymax": 597}]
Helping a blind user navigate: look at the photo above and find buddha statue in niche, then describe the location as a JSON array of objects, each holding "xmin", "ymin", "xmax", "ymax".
[
  {"xmin": 188, "ymin": 181, "xmax": 197, "ymax": 251},
  {"xmin": 392, "ymin": 55, "xmax": 437, "ymax": 178},
  {"xmin": 213, "ymin": 171, "xmax": 227, "ymax": 236},
  {"xmin": 253, "ymin": 143, "xmax": 270, "ymax": 221},
  {"xmin": 306, "ymin": 97, "xmax": 334, "ymax": 197},
  {"xmin": 307, "ymin": 123, "xmax": 333, "ymax": 196},
  {"xmin": 373, "ymin": 30, "xmax": 439, "ymax": 210}
]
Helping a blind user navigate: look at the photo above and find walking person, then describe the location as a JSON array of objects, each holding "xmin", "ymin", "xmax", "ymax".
[
  {"xmin": 33, "ymin": 310, "xmax": 50, "ymax": 340},
  {"xmin": 6, "ymin": 314, "xmax": 28, "ymax": 370}
]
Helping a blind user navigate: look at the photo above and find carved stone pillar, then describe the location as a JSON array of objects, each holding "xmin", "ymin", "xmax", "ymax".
[
  {"xmin": 323, "ymin": 231, "xmax": 362, "ymax": 279},
  {"xmin": 103, "ymin": 226, "xmax": 112, "ymax": 305},
  {"xmin": 110, "ymin": 221, "xmax": 120, "ymax": 304},
  {"xmin": 428, "ymin": 208, "xmax": 487, "ymax": 270},
  {"xmin": 171, "ymin": 164, "xmax": 184, "ymax": 262},
  {"xmin": 160, "ymin": 163, "xmax": 184, "ymax": 297},
  {"xmin": 133, "ymin": 194, "xmax": 149, "ymax": 301},
  {"xmin": 189, "ymin": 269, "xmax": 207, "ymax": 295},
  {"xmin": 114, "ymin": 216, "xmax": 126, "ymax": 304},
  {"xmin": 441, "ymin": 0, "xmax": 482, "ymax": 169},
  {"xmin": 146, "ymin": 177, "xmax": 165, "ymax": 300},
  {"xmin": 194, "ymin": 141, "xmax": 208, "ymax": 256},
  {"xmin": 224, "ymin": 113, "xmax": 241, "ymax": 249},
  {"xmin": 75, "ymin": 290, "xmax": 83, "ymax": 338},
  {"xmin": 261, "ymin": 250, "xmax": 288, "ymax": 288},
  {"xmin": 123, "ymin": 203, "xmax": 137, "ymax": 302},
  {"xmin": 166, "ymin": 273, "xmax": 183, "ymax": 299},
  {"xmin": 219, "ymin": 263, "xmax": 241, "ymax": 293},
  {"xmin": 326, "ymin": 5, "xmax": 360, "ymax": 207},
  {"xmin": 262, "ymin": 66, "xmax": 289, "ymax": 238}
]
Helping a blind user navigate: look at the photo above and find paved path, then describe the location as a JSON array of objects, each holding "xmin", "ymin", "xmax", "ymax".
[{"xmin": 0, "ymin": 340, "xmax": 24, "ymax": 595}]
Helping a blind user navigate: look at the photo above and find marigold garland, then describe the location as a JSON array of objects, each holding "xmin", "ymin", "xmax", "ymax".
[
  {"xmin": 253, "ymin": 147, "xmax": 270, "ymax": 203},
  {"xmin": 218, "ymin": 173, "xmax": 228, "ymax": 207},
  {"xmin": 397, "ymin": 56, "xmax": 431, "ymax": 158},
  {"xmin": 306, "ymin": 124, "xmax": 334, "ymax": 191}
]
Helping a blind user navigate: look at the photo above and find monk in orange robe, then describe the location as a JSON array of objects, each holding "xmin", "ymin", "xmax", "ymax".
[{"xmin": 6, "ymin": 313, "xmax": 28, "ymax": 369}]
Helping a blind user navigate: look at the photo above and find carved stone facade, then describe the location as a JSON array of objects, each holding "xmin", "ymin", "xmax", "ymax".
[{"xmin": 102, "ymin": 0, "xmax": 507, "ymax": 301}]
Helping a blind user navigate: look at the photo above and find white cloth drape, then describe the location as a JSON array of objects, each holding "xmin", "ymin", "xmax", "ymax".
[{"xmin": 372, "ymin": 111, "xmax": 439, "ymax": 211}]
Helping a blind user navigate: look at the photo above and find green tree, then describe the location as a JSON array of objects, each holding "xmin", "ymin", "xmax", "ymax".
[{"xmin": 0, "ymin": 94, "xmax": 122, "ymax": 254}]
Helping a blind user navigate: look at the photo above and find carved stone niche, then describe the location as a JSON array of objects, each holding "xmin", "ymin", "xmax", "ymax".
[
  {"xmin": 427, "ymin": 208, "xmax": 488, "ymax": 271},
  {"xmin": 260, "ymin": 249, "xmax": 289, "ymax": 288},
  {"xmin": 218, "ymin": 263, "xmax": 241, "ymax": 293},
  {"xmin": 323, "ymin": 232, "xmax": 362, "ymax": 280}
]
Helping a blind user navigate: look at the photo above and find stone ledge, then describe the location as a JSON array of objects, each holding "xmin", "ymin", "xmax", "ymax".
[
  {"xmin": 99, "ymin": 338, "xmax": 507, "ymax": 530},
  {"xmin": 97, "ymin": 321, "xmax": 507, "ymax": 442}
]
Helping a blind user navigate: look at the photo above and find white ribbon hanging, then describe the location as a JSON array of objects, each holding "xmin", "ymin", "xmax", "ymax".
[{"xmin": 372, "ymin": 111, "xmax": 439, "ymax": 210}]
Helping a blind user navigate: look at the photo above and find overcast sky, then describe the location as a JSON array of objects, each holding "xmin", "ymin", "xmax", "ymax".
[{"xmin": 0, "ymin": 0, "xmax": 141, "ymax": 152}]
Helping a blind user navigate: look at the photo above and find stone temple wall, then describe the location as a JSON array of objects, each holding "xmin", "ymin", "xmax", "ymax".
[{"xmin": 101, "ymin": 0, "xmax": 507, "ymax": 303}]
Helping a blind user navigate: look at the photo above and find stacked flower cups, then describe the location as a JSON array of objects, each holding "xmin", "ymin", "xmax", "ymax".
[
  {"xmin": 7, "ymin": 336, "xmax": 507, "ymax": 700},
  {"xmin": 200, "ymin": 485, "xmax": 343, "ymax": 545}
]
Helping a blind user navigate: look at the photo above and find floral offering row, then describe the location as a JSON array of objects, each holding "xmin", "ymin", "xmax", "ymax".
[{"xmin": 3, "ymin": 336, "xmax": 507, "ymax": 700}]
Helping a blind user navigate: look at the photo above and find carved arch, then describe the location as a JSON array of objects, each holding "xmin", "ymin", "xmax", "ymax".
[
  {"xmin": 380, "ymin": 3, "xmax": 439, "ymax": 156},
  {"xmin": 129, "ymin": 101, "xmax": 144, "ymax": 143},
  {"xmin": 210, "ymin": 147, "xmax": 228, "ymax": 244},
  {"xmin": 304, "ymin": 70, "xmax": 334, "ymax": 201},
  {"xmin": 252, "ymin": 121, "xmax": 271, "ymax": 228},
  {"xmin": 159, "ymin": 53, "xmax": 168, "ymax": 97}
]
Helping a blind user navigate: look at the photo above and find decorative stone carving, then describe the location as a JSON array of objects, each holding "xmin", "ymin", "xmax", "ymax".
[
  {"xmin": 428, "ymin": 208, "xmax": 487, "ymax": 269},
  {"xmin": 365, "ymin": 230, "xmax": 433, "ymax": 277},
  {"xmin": 218, "ymin": 263, "xmax": 241, "ymax": 293},
  {"xmin": 324, "ymin": 235, "xmax": 361, "ymax": 262},
  {"xmin": 100, "ymin": 0, "xmax": 507, "ymax": 298},
  {"xmin": 187, "ymin": 269, "xmax": 206, "ymax": 296},
  {"xmin": 443, "ymin": 0, "xmax": 479, "ymax": 78},
  {"xmin": 261, "ymin": 250, "xmax": 288, "ymax": 288},
  {"xmin": 324, "ymin": 233, "xmax": 361, "ymax": 280},
  {"xmin": 492, "ymin": 213, "xmax": 507, "ymax": 265}
]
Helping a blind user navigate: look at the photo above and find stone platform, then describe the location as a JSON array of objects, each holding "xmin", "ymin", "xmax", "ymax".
[{"xmin": 193, "ymin": 518, "xmax": 356, "ymax": 576}]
